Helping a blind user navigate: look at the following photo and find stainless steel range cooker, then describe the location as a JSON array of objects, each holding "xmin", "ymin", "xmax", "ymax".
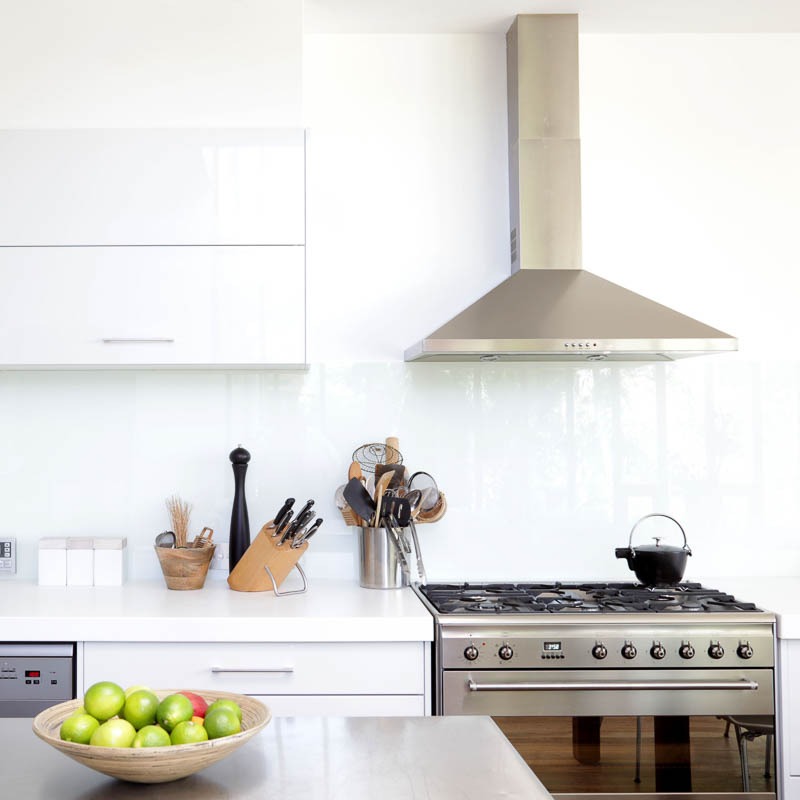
[{"xmin": 414, "ymin": 582, "xmax": 777, "ymax": 799}]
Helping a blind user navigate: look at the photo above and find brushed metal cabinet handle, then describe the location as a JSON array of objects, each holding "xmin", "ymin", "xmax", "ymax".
[
  {"xmin": 102, "ymin": 338, "xmax": 175, "ymax": 344},
  {"xmin": 210, "ymin": 667, "xmax": 294, "ymax": 674}
]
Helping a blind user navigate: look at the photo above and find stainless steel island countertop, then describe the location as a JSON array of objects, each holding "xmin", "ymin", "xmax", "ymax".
[{"xmin": 7, "ymin": 715, "xmax": 550, "ymax": 799}]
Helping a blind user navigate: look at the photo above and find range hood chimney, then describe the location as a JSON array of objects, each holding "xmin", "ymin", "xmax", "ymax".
[{"xmin": 405, "ymin": 14, "xmax": 737, "ymax": 363}]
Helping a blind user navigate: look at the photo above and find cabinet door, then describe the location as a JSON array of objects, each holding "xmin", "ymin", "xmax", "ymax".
[
  {"xmin": 783, "ymin": 641, "xmax": 800, "ymax": 776},
  {"xmin": 0, "ymin": 129, "xmax": 305, "ymax": 246},
  {"xmin": 0, "ymin": 245, "xmax": 305, "ymax": 367}
]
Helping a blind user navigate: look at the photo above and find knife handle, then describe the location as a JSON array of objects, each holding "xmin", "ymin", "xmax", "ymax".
[
  {"xmin": 271, "ymin": 498, "xmax": 295, "ymax": 533},
  {"xmin": 274, "ymin": 509, "xmax": 294, "ymax": 538}
]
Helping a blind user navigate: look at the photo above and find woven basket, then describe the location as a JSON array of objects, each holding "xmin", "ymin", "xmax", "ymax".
[
  {"xmin": 32, "ymin": 690, "xmax": 270, "ymax": 783},
  {"xmin": 154, "ymin": 544, "xmax": 216, "ymax": 590}
]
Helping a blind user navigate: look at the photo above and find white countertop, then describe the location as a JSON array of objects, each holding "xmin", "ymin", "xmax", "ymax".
[
  {"xmin": 3, "ymin": 574, "xmax": 800, "ymax": 642},
  {"xmin": 703, "ymin": 576, "xmax": 800, "ymax": 639},
  {"xmin": 0, "ymin": 578, "xmax": 434, "ymax": 642}
]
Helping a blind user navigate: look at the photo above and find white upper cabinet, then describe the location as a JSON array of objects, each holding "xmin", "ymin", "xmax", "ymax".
[
  {"xmin": 0, "ymin": 246, "xmax": 305, "ymax": 368},
  {"xmin": 0, "ymin": 1, "xmax": 302, "ymax": 130},
  {"xmin": 0, "ymin": 1, "xmax": 306, "ymax": 368},
  {"xmin": 0, "ymin": 129, "xmax": 305, "ymax": 246}
]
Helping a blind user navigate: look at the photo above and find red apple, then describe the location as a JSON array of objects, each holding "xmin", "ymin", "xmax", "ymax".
[{"xmin": 178, "ymin": 691, "xmax": 208, "ymax": 719}]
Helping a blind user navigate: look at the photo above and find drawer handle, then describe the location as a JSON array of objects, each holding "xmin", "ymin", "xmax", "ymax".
[
  {"xmin": 102, "ymin": 338, "xmax": 175, "ymax": 344},
  {"xmin": 210, "ymin": 667, "xmax": 294, "ymax": 674}
]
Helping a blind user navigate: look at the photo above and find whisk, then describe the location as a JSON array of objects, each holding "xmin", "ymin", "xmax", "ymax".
[{"xmin": 352, "ymin": 442, "xmax": 403, "ymax": 475}]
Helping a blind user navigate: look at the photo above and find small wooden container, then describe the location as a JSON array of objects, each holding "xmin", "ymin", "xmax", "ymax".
[
  {"xmin": 228, "ymin": 521, "xmax": 308, "ymax": 592},
  {"xmin": 155, "ymin": 544, "xmax": 216, "ymax": 590}
]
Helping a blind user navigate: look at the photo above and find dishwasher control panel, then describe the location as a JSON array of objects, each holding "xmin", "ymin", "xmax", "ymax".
[
  {"xmin": 0, "ymin": 538, "xmax": 16, "ymax": 574},
  {"xmin": 0, "ymin": 644, "xmax": 75, "ymax": 716}
]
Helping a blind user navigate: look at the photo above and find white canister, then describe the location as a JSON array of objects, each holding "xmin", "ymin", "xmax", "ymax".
[
  {"xmin": 93, "ymin": 537, "xmax": 127, "ymax": 586},
  {"xmin": 38, "ymin": 537, "xmax": 68, "ymax": 586},
  {"xmin": 66, "ymin": 537, "xmax": 94, "ymax": 586}
]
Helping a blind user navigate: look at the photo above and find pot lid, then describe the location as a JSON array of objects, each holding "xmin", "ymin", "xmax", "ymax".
[{"xmin": 633, "ymin": 541, "xmax": 690, "ymax": 555}]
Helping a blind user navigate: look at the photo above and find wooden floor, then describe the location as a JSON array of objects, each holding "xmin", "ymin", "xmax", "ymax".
[{"xmin": 493, "ymin": 716, "xmax": 775, "ymax": 795}]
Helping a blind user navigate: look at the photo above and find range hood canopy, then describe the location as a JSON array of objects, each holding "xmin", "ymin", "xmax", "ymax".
[{"xmin": 405, "ymin": 14, "xmax": 737, "ymax": 363}]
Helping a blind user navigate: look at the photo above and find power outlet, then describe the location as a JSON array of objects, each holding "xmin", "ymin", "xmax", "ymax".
[
  {"xmin": 0, "ymin": 537, "xmax": 17, "ymax": 574},
  {"xmin": 210, "ymin": 542, "xmax": 229, "ymax": 571}
]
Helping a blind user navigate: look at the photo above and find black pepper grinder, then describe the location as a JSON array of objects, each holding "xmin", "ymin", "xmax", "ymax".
[{"xmin": 228, "ymin": 445, "xmax": 251, "ymax": 573}]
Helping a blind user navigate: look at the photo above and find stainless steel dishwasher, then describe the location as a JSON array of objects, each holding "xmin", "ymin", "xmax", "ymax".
[{"xmin": 0, "ymin": 643, "xmax": 76, "ymax": 716}]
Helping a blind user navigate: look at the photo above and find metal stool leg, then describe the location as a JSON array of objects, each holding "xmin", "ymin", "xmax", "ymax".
[
  {"xmin": 735, "ymin": 725, "xmax": 751, "ymax": 793},
  {"xmin": 634, "ymin": 716, "xmax": 642, "ymax": 783},
  {"xmin": 764, "ymin": 733, "xmax": 772, "ymax": 779}
]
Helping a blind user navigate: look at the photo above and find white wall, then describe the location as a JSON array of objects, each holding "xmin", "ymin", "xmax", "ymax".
[{"xmin": 2, "ymin": 17, "xmax": 799, "ymax": 585}]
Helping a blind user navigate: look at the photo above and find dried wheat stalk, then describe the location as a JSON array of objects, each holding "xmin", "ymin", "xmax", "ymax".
[{"xmin": 166, "ymin": 495, "xmax": 192, "ymax": 547}]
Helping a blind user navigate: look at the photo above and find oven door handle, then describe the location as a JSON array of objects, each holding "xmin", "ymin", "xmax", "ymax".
[{"xmin": 467, "ymin": 678, "xmax": 759, "ymax": 692}]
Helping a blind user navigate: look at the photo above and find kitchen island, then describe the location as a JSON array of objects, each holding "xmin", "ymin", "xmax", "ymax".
[{"xmin": 6, "ymin": 715, "xmax": 550, "ymax": 799}]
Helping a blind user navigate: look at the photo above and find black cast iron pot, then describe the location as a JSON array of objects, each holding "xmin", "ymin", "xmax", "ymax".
[{"xmin": 615, "ymin": 513, "xmax": 692, "ymax": 587}]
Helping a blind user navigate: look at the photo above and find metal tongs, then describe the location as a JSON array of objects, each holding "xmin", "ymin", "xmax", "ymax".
[{"xmin": 382, "ymin": 493, "xmax": 428, "ymax": 583}]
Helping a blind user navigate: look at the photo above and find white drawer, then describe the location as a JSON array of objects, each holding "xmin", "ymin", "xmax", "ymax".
[
  {"xmin": 258, "ymin": 695, "xmax": 426, "ymax": 717},
  {"xmin": 83, "ymin": 641, "xmax": 425, "ymax": 696},
  {"xmin": 0, "ymin": 245, "xmax": 305, "ymax": 367}
]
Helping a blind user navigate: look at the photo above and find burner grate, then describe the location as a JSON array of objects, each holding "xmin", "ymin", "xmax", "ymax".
[{"xmin": 419, "ymin": 581, "xmax": 763, "ymax": 615}]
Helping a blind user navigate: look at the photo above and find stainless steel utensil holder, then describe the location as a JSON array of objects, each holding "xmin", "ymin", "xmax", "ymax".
[{"xmin": 357, "ymin": 526, "xmax": 410, "ymax": 589}]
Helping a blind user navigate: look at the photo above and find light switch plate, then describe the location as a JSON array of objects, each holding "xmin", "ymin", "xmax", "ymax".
[
  {"xmin": 0, "ymin": 537, "xmax": 17, "ymax": 574},
  {"xmin": 210, "ymin": 542, "xmax": 229, "ymax": 571}
]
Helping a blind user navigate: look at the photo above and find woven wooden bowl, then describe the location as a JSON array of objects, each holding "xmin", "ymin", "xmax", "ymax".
[
  {"xmin": 155, "ymin": 544, "xmax": 216, "ymax": 590},
  {"xmin": 32, "ymin": 690, "xmax": 271, "ymax": 784}
]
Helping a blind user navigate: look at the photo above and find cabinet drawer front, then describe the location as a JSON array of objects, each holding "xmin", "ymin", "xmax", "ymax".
[
  {"xmin": 258, "ymin": 695, "xmax": 425, "ymax": 717},
  {"xmin": 0, "ymin": 245, "xmax": 304, "ymax": 367},
  {"xmin": 83, "ymin": 642, "xmax": 424, "ymax": 696},
  {"xmin": 0, "ymin": 129, "xmax": 305, "ymax": 246}
]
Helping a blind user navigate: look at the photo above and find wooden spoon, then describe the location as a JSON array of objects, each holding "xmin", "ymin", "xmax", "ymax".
[{"xmin": 348, "ymin": 461, "xmax": 363, "ymax": 482}]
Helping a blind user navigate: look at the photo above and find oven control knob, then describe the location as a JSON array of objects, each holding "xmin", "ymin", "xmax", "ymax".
[
  {"xmin": 737, "ymin": 642, "xmax": 754, "ymax": 660},
  {"xmin": 591, "ymin": 643, "xmax": 608, "ymax": 660},
  {"xmin": 498, "ymin": 644, "xmax": 514, "ymax": 661},
  {"xmin": 679, "ymin": 642, "xmax": 696, "ymax": 660},
  {"xmin": 650, "ymin": 642, "xmax": 666, "ymax": 660},
  {"xmin": 621, "ymin": 642, "xmax": 637, "ymax": 660},
  {"xmin": 708, "ymin": 642, "xmax": 725, "ymax": 660},
  {"xmin": 463, "ymin": 645, "xmax": 479, "ymax": 662}
]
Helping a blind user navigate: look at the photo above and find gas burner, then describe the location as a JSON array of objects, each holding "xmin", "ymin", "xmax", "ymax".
[
  {"xmin": 418, "ymin": 581, "xmax": 765, "ymax": 616},
  {"xmin": 466, "ymin": 599, "xmax": 541, "ymax": 613}
]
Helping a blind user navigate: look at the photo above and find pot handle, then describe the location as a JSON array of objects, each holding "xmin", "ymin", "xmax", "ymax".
[{"xmin": 628, "ymin": 513, "xmax": 691, "ymax": 554}]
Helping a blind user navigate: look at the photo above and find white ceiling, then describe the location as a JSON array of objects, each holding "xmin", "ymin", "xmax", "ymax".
[{"xmin": 305, "ymin": 0, "xmax": 800, "ymax": 34}]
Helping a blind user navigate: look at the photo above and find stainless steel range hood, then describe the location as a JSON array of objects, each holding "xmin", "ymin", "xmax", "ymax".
[{"xmin": 405, "ymin": 14, "xmax": 737, "ymax": 363}]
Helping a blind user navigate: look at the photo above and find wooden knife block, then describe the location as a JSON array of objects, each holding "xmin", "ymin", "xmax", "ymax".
[{"xmin": 227, "ymin": 521, "xmax": 308, "ymax": 592}]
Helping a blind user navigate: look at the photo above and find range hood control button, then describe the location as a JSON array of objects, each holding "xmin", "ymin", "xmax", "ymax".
[
  {"xmin": 498, "ymin": 644, "xmax": 513, "ymax": 661},
  {"xmin": 650, "ymin": 642, "xmax": 666, "ymax": 660},
  {"xmin": 737, "ymin": 642, "xmax": 754, "ymax": 660},
  {"xmin": 679, "ymin": 642, "xmax": 696, "ymax": 660},
  {"xmin": 708, "ymin": 642, "xmax": 725, "ymax": 660},
  {"xmin": 621, "ymin": 642, "xmax": 637, "ymax": 660},
  {"xmin": 591, "ymin": 643, "xmax": 607, "ymax": 660},
  {"xmin": 464, "ymin": 645, "xmax": 479, "ymax": 662}
]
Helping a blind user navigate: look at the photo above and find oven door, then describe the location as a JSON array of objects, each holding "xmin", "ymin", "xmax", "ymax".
[{"xmin": 443, "ymin": 668, "xmax": 776, "ymax": 797}]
